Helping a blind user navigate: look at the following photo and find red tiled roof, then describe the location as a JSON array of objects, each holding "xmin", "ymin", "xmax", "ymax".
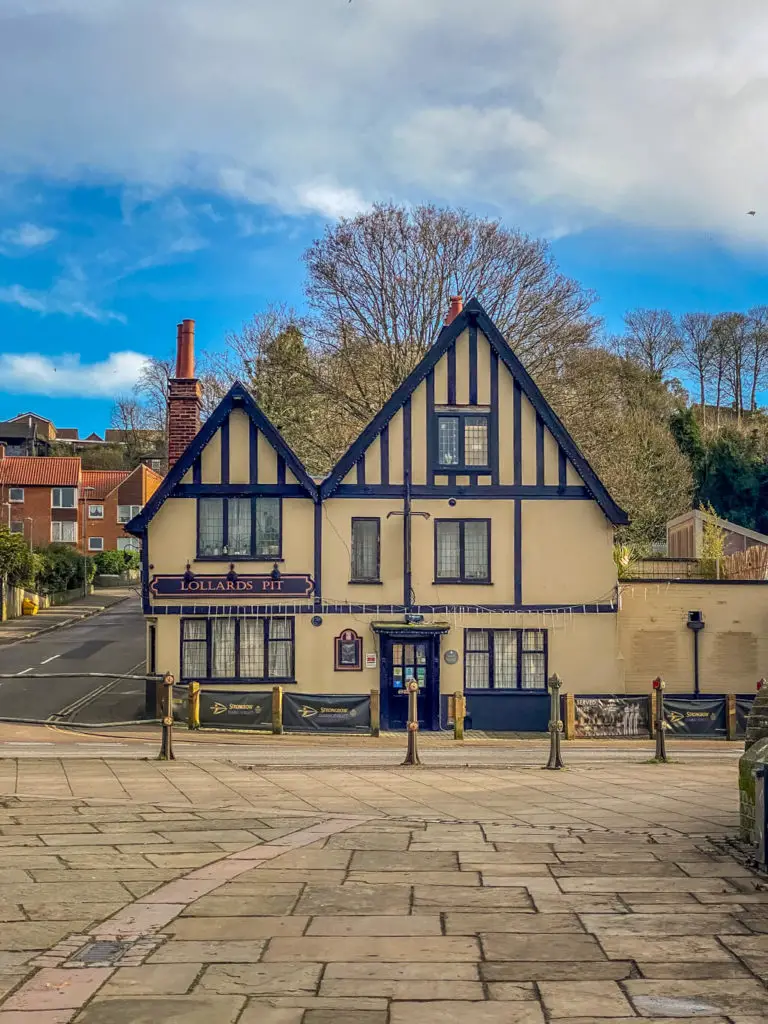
[
  {"xmin": 0, "ymin": 457, "xmax": 80, "ymax": 487},
  {"xmin": 81, "ymin": 469, "xmax": 131, "ymax": 500}
]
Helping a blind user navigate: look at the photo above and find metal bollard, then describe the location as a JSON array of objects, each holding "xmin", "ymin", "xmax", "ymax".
[
  {"xmin": 402, "ymin": 679, "xmax": 422, "ymax": 766},
  {"xmin": 158, "ymin": 672, "xmax": 176, "ymax": 761},
  {"xmin": 652, "ymin": 676, "xmax": 668, "ymax": 763},
  {"xmin": 545, "ymin": 673, "xmax": 565, "ymax": 770},
  {"xmin": 370, "ymin": 688, "xmax": 381, "ymax": 738}
]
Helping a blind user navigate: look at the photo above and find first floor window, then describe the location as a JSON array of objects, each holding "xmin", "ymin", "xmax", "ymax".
[
  {"xmin": 117, "ymin": 537, "xmax": 140, "ymax": 552},
  {"xmin": 435, "ymin": 519, "xmax": 490, "ymax": 582},
  {"xmin": 9, "ymin": 522, "xmax": 23, "ymax": 534},
  {"xmin": 52, "ymin": 520, "xmax": 77, "ymax": 543},
  {"xmin": 88, "ymin": 504, "xmax": 104, "ymax": 519},
  {"xmin": 465, "ymin": 629, "xmax": 547, "ymax": 690},
  {"xmin": 350, "ymin": 518, "xmax": 380, "ymax": 581},
  {"xmin": 8, "ymin": 488, "xmax": 23, "ymax": 503},
  {"xmin": 197, "ymin": 496, "xmax": 280, "ymax": 559},
  {"xmin": 88, "ymin": 537, "xmax": 104, "ymax": 551},
  {"xmin": 52, "ymin": 487, "xmax": 76, "ymax": 508},
  {"xmin": 181, "ymin": 617, "xmax": 294, "ymax": 680},
  {"xmin": 118, "ymin": 504, "xmax": 141, "ymax": 524}
]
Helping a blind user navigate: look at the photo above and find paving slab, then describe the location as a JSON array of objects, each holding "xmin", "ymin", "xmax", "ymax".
[{"xmin": 73, "ymin": 995, "xmax": 245, "ymax": 1023}]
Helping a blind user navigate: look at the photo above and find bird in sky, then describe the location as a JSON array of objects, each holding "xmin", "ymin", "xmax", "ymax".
[{"xmin": 747, "ymin": 210, "xmax": 756, "ymax": 216}]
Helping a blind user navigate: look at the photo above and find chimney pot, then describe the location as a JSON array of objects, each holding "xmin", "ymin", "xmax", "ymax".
[
  {"xmin": 445, "ymin": 295, "xmax": 463, "ymax": 325},
  {"xmin": 176, "ymin": 319, "xmax": 196, "ymax": 379}
]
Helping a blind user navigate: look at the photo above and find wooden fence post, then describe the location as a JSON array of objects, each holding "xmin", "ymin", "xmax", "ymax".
[
  {"xmin": 187, "ymin": 681, "xmax": 200, "ymax": 730},
  {"xmin": 726, "ymin": 693, "xmax": 736, "ymax": 741},
  {"xmin": 453, "ymin": 692, "xmax": 465, "ymax": 741},
  {"xmin": 272, "ymin": 686, "xmax": 283, "ymax": 735},
  {"xmin": 370, "ymin": 689, "xmax": 380, "ymax": 737},
  {"xmin": 564, "ymin": 693, "xmax": 575, "ymax": 739}
]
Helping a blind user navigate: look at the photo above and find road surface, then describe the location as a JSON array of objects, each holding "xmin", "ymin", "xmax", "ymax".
[{"xmin": 0, "ymin": 597, "xmax": 146, "ymax": 724}]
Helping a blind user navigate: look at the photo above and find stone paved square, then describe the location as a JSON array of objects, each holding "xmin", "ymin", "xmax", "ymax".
[{"xmin": 0, "ymin": 744, "xmax": 756, "ymax": 1021}]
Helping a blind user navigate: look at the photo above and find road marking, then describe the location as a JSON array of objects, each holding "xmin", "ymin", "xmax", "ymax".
[
  {"xmin": 16, "ymin": 667, "xmax": 33, "ymax": 675},
  {"xmin": 40, "ymin": 654, "xmax": 60, "ymax": 665},
  {"xmin": 47, "ymin": 659, "xmax": 146, "ymax": 723}
]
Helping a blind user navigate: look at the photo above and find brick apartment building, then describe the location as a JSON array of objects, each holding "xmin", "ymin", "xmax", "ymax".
[{"xmin": 0, "ymin": 450, "xmax": 162, "ymax": 553}]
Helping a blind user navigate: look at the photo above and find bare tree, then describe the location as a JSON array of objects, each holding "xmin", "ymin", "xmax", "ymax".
[
  {"xmin": 134, "ymin": 356, "xmax": 174, "ymax": 432},
  {"xmin": 746, "ymin": 306, "xmax": 768, "ymax": 413},
  {"xmin": 303, "ymin": 203, "xmax": 597, "ymax": 421},
  {"xmin": 677, "ymin": 312, "xmax": 714, "ymax": 421},
  {"xmin": 714, "ymin": 313, "xmax": 750, "ymax": 422},
  {"xmin": 617, "ymin": 309, "xmax": 680, "ymax": 377}
]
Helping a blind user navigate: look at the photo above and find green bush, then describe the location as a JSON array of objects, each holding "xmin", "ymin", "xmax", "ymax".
[
  {"xmin": 34, "ymin": 545, "xmax": 95, "ymax": 594},
  {"xmin": 93, "ymin": 549, "xmax": 140, "ymax": 575},
  {"xmin": 0, "ymin": 528, "xmax": 36, "ymax": 588}
]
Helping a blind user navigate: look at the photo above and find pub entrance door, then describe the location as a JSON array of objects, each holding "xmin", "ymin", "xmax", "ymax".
[{"xmin": 379, "ymin": 633, "xmax": 440, "ymax": 730}]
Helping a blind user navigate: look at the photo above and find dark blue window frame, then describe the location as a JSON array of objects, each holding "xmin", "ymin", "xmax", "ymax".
[
  {"xmin": 434, "ymin": 410, "xmax": 491, "ymax": 473},
  {"xmin": 180, "ymin": 616, "xmax": 295, "ymax": 683},
  {"xmin": 434, "ymin": 518, "xmax": 492, "ymax": 584},
  {"xmin": 464, "ymin": 628, "xmax": 548, "ymax": 691},
  {"xmin": 196, "ymin": 496, "xmax": 282, "ymax": 561}
]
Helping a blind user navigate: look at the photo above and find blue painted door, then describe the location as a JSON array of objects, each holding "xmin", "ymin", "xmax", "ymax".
[{"xmin": 381, "ymin": 637, "xmax": 436, "ymax": 729}]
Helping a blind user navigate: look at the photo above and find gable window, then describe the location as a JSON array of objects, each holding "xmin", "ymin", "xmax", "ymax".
[
  {"xmin": 52, "ymin": 487, "xmax": 76, "ymax": 509},
  {"xmin": 181, "ymin": 617, "xmax": 294, "ymax": 681},
  {"xmin": 350, "ymin": 518, "xmax": 380, "ymax": 582},
  {"xmin": 8, "ymin": 488, "xmax": 23, "ymax": 503},
  {"xmin": 197, "ymin": 496, "xmax": 280, "ymax": 559},
  {"xmin": 435, "ymin": 519, "xmax": 490, "ymax": 583},
  {"xmin": 88, "ymin": 504, "xmax": 104, "ymax": 519},
  {"xmin": 88, "ymin": 537, "xmax": 104, "ymax": 551},
  {"xmin": 465, "ymin": 629, "xmax": 547, "ymax": 690},
  {"xmin": 51, "ymin": 521, "xmax": 77, "ymax": 543},
  {"xmin": 436, "ymin": 412, "xmax": 489, "ymax": 470},
  {"xmin": 118, "ymin": 505, "xmax": 141, "ymax": 524}
]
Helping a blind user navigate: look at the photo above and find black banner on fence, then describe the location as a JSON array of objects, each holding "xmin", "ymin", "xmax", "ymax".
[
  {"xmin": 198, "ymin": 690, "xmax": 272, "ymax": 730},
  {"xmin": 663, "ymin": 697, "xmax": 726, "ymax": 734},
  {"xmin": 573, "ymin": 696, "xmax": 650, "ymax": 738},
  {"xmin": 283, "ymin": 693, "xmax": 370, "ymax": 732},
  {"xmin": 736, "ymin": 696, "xmax": 756, "ymax": 737}
]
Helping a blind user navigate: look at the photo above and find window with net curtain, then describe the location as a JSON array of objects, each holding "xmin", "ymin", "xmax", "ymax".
[
  {"xmin": 464, "ymin": 629, "xmax": 546, "ymax": 689},
  {"xmin": 351, "ymin": 518, "xmax": 380, "ymax": 581},
  {"xmin": 436, "ymin": 414, "xmax": 489, "ymax": 469},
  {"xmin": 182, "ymin": 617, "xmax": 294, "ymax": 680},
  {"xmin": 198, "ymin": 497, "xmax": 280, "ymax": 558},
  {"xmin": 435, "ymin": 520, "xmax": 489, "ymax": 582}
]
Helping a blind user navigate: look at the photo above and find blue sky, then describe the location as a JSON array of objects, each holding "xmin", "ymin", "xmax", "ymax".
[{"xmin": 2, "ymin": 1, "xmax": 768, "ymax": 435}]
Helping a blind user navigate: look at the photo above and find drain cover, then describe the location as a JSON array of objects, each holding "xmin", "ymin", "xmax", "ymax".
[{"xmin": 73, "ymin": 941, "xmax": 131, "ymax": 965}]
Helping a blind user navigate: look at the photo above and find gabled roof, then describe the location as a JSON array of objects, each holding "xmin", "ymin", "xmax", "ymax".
[
  {"xmin": 126, "ymin": 382, "xmax": 317, "ymax": 534},
  {"xmin": 56, "ymin": 428, "xmax": 79, "ymax": 440},
  {"xmin": 82, "ymin": 470, "xmax": 131, "ymax": 500},
  {"xmin": 0, "ymin": 456, "xmax": 80, "ymax": 487},
  {"xmin": 320, "ymin": 298, "xmax": 628, "ymax": 525},
  {"xmin": 668, "ymin": 509, "xmax": 768, "ymax": 546}
]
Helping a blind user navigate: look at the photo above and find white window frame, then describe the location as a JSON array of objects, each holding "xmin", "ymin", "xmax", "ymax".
[
  {"xmin": 117, "ymin": 504, "xmax": 141, "ymax": 524},
  {"xmin": 51, "ymin": 487, "xmax": 77, "ymax": 509},
  {"xmin": 8, "ymin": 488, "xmax": 24, "ymax": 503},
  {"xmin": 51, "ymin": 520, "xmax": 77, "ymax": 543},
  {"xmin": 88, "ymin": 504, "xmax": 104, "ymax": 519},
  {"xmin": 117, "ymin": 537, "xmax": 140, "ymax": 552},
  {"xmin": 88, "ymin": 537, "xmax": 104, "ymax": 551},
  {"xmin": 9, "ymin": 521, "xmax": 24, "ymax": 535}
]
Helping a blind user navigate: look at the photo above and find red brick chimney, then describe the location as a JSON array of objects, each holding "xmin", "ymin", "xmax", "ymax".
[
  {"xmin": 445, "ymin": 295, "xmax": 463, "ymax": 325},
  {"xmin": 167, "ymin": 319, "xmax": 202, "ymax": 468}
]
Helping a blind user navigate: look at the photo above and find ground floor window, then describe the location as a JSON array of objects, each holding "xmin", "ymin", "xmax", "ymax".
[
  {"xmin": 51, "ymin": 520, "xmax": 77, "ymax": 543},
  {"xmin": 464, "ymin": 629, "xmax": 547, "ymax": 690},
  {"xmin": 181, "ymin": 617, "xmax": 294, "ymax": 681}
]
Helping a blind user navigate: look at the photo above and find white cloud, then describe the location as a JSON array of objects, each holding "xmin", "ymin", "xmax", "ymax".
[
  {"xmin": 0, "ymin": 283, "xmax": 124, "ymax": 322},
  {"xmin": 1, "ymin": 1, "xmax": 768, "ymax": 243},
  {"xmin": 1, "ymin": 222, "xmax": 57, "ymax": 248},
  {"xmin": 0, "ymin": 350, "xmax": 149, "ymax": 397}
]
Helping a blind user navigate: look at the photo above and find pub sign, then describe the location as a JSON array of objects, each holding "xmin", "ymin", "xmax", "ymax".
[{"xmin": 150, "ymin": 573, "xmax": 314, "ymax": 598}]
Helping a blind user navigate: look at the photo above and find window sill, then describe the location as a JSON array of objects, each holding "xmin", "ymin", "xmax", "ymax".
[
  {"xmin": 348, "ymin": 579, "xmax": 383, "ymax": 585},
  {"xmin": 194, "ymin": 556, "xmax": 285, "ymax": 563},
  {"xmin": 182, "ymin": 678, "xmax": 297, "ymax": 685},
  {"xmin": 434, "ymin": 467, "xmax": 491, "ymax": 474},
  {"xmin": 433, "ymin": 579, "xmax": 493, "ymax": 586}
]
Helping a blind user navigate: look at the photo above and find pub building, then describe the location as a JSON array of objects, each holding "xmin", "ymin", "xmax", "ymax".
[{"xmin": 128, "ymin": 301, "xmax": 627, "ymax": 731}]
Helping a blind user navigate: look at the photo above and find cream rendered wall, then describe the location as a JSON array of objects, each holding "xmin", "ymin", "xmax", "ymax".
[
  {"xmin": 619, "ymin": 582, "xmax": 768, "ymax": 694},
  {"xmin": 322, "ymin": 498, "xmax": 403, "ymax": 605},
  {"xmin": 229, "ymin": 410, "xmax": 251, "ymax": 484},
  {"xmin": 522, "ymin": 501, "xmax": 616, "ymax": 605},
  {"xmin": 200, "ymin": 430, "xmax": 221, "ymax": 484}
]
